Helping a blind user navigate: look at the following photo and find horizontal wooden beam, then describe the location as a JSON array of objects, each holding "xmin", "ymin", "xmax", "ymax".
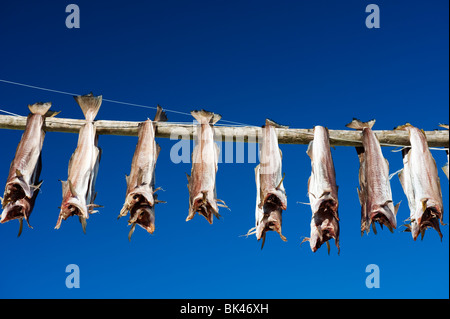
[{"xmin": 0, "ymin": 114, "xmax": 448, "ymax": 147}]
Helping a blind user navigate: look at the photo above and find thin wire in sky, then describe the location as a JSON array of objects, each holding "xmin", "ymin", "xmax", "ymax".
[{"xmin": 0, "ymin": 79, "xmax": 256, "ymax": 127}]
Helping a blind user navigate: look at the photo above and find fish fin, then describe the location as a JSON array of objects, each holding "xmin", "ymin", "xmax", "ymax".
[
  {"xmin": 154, "ymin": 105, "xmax": 168, "ymax": 122},
  {"xmin": 306, "ymin": 141, "xmax": 313, "ymax": 159},
  {"xmin": 15, "ymin": 169, "xmax": 23, "ymax": 178},
  {"xmin": 68, "ymin": 180, "xmax": 77, "ymax": 197},
  {"xmin": 79, "ymin": 216, "xmax": 87, "ymax": 234},
  {"xmin": 300, "ymin": 237, "xmax": 310, "ymax": 247},
  {"xmin": 438, "ymin": 124, "xmax": 449, "ymax": 129},
  {"xmin": 17, "ymin": 218, "xmax": 23, "ymax": 237},
  {"xmin": 185, "ymin": 173, "xmax": 191, "ymax": 184},
  {"xmin": 443, "ymin": 165, "xmax": 449, "ymax": 179},
  {"xmin": 345, "ymin": 118, "xmax": 376, "ymax": 130},
  {"xmin": 371, "ymin": 222, "xmax": 377, "ymax": 235},
  {"xmin": 276, "ymin": 173, "xmax": 285, "ymax": 190},
  {"xmin": 394, "ymin": 123, "xmax": 413, "ymax": 130},
  {"xmin": 28, "ymin": 102, "xmax": 52, "ymax": 116},
  {"xmin": 217, "ymin": 198, "xmax": 230, "ymax": 210},
  {"xmin": 357, "ymin": 188, "xmax": 363, "ymax": 205},
  {"xmin": 125, "ymin": 174, "xmax": 130, "ymax": 186},
  {"xmin": 326, "ymin": 241, "xmax": 331, "ymax": 255},
  {"xmin": 191, "ymin": 110, "xmax": 221, "ymax": 125},
  {"xmin": 45, "ymin": 110, "xmax": 60, "ymax": 118},
  {"xmin": 264, "ymin": 118, "xmax": 288, "ymax": 129},
  {"xmin": 155, "ymin": 143, "xmax": 161, "ymax": 161},
  {"xmin": 128, "ymin": 223, "xmax": 136, "ymax": 242},
  {"xmin": 394, "ymin": 202, "xmax": 401, "ymax": 216},
  {"xmin": 420, "ymin": 198, "xmax": 428, "ymax": 213},
  {"xmin": 74, "ymin": 93, "xmax": 102, "ymax": 122},
  {"xmin": 260, "ymin": 232, "xmax": 266, "ymax": 250}
]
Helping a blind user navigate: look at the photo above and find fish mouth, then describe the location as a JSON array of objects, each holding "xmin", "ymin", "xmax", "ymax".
[
  {"xmin": 55, "ymin": 199, "xmax": 88, "ymax": 230},
  {"xmin": 129, "ymin": 204, "xmax": 155, "ymax": 234},
  {"xmin": 188, "ymin": 192, "xmax": 220, "ymax": 224},
  {"xmin": 2, "ymin": 183, "xmax": 27, "ymax": 208},
  {"xmin": 1, "ymin": 200, "xmax": 31, "ymax": 225},
  {"xmin": 412, "ymin": 207, "xmax": 443, "ymax": 241},
  {"xmin": 309, "ymin": 201, "xmax": 340, "ymax": 253},
  {"xmin": 368, "ymin": 204, "xmax": 397, "ymax": 234},
  {"xmin": 256, "ymin": 200, "xmax": 287, "ymax": 247}
]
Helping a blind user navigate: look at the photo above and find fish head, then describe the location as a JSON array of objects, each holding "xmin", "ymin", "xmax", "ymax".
[
  {"xmin": 2, "ymin": 180, "xmax": 29, "ymax": 207},
  {"xmin": 369, "ymin": 202, "xmax": 397, "ymax": 232},
  {"xmin": 1, "ymin": 197, "xmax": 33, "ymax": 224},
  {"xmin": 309, "ymin": 205, "xmax": 340, "ymax": 252},
  {"xmin": 59, "ymin": 196, "xmax": 88, "ymax": 220},
  {"xmin": 190, "ymin": 191, "xmax": 219, "ymax": 224},
  {"xmin": 129, "ymin": 204, "xmax": 155, "ymax": 234},
  {"xmin": 256, "ymin": 199, "xmax": 286, "ymax": 242},
  {"xmin": 414, "ymin": 204, "xmax": 443, "ymax": 240}
]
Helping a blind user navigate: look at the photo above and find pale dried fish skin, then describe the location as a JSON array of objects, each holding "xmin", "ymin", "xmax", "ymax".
[
  {"xmin": 186, "ymin": 110, "xmax": 227, "ymax": 224},
  {"xmin": 1, "ymin": 102, "xmax": 55, "ymax": 233},
  {"xmin": 397, "ymin": 124, "xmax": 444, "ymax": 240},
  {"xmin": 304, "ymin": 126, "xmax": 340, "ymax": 254},
  {"xmin": 119, "ymin": 106, "xmax": 167, "ymax": 238},
  {"xmin": 56, "ymin": 94, "xmax": 102, "ymax": 232},
  {"xmin": 346, "ymin": 119, "xmax": 398, "ymax": 235}
]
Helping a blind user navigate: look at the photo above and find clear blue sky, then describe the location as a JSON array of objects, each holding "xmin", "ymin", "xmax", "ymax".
[{"xmin": 0, "ymin": 0, "xmax": 448, "ymax": 299}]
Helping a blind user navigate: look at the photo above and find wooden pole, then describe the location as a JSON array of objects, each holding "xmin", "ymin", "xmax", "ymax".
[{"xmin": 0, "ymin": 114, "xmax": 448, "ymax": 147}]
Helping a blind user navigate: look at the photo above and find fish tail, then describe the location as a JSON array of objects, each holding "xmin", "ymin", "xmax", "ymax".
[
  {"xmin": 74, "ymin": 93, "xmax": 102, "ymax": 122},
  {"xmin": 28, "ymin": 102, "xmax": 56, "ymax": 116},
  {"xmin": 394, "ymin": 123, "xmax": 414, "ymax": 130},
  {"xmin": 345, "ymin": 118, "xmax": 376, "ymax": 130},
  {"xmin": 264, "ymin": 118, "xmax": 289, "ymax": 129},
  {"xmin": 191, "ymin": 109, "xmax": 221, "ymax": 124},
  {"xmin": 154, "ymin": 105, "xmax": 168, "ymax": 122}
]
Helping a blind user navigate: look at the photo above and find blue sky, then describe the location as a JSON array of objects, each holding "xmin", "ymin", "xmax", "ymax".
[{"xmin": 0, "ymin": 0, "xmax": 448, "ymax": 299}]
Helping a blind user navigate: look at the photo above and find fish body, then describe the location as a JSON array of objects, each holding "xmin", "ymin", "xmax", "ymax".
[
  {"xmin": 303, "ymin": 126, "xmax": 340, "ymax": 253},
  {"xmin": 119, "ymin": 106, "xmax": 167, "ymax": 238},
  {"xmin": 55, "ymin": 93, "xmax": 102, "ymax": 232},
  {"xmin": 252, "ymin": 119, "xmax": 287, "ymax": 248},
  {"xmin": 346, "ymin": 119, "xmax": 399, "ymax": 235},
  {"xmin": 186, "ymin": 110, "xmax": 226, "ymax": 224},
  {"xmin": 1, "ymin": 102, "xmax": 55, "ymax": 233},
  {"xmin": 397, "ymin": 124, "xmax": 444, "ymax": 240}
]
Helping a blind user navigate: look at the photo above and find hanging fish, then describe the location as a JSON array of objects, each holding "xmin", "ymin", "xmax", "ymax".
[
  {"xmin": 246, "ymin": 119, "xmax": 287, "ymax": 249},
  {"xmin": 301, "ymin": 126, "xmax": 340, "ymax": 254},
  {"xmin": 1, "ymin": 102, "xmax": 58, "ymax": 236},
  {"xmin": 55, "ymin": 93, "xmax": 102, "ymax": 233},
  {"xmin": 439, "ymin": 124, "xmax": 449, "ymax": 179},
  {"xmin": 396, "ymin": 124, "xmax": 444, "ymax": 240},
  {"xmin": 346, "ymin": 119, "xmax": 399, "ymax": 235},
  {"xmin": 186, "ymin": 110, "xmax": 228, "ymax": 224},
  {"xmin": 118, "ymin": 105, "xmax": 167, "ymax": 240}
]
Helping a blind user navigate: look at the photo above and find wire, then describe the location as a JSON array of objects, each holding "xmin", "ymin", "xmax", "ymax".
[
  {"xmin": 0, "ymin": 107, "xmax": 21, "ymax": 117},
  {"xmin": 0, "ymin": 79, "xmax": 256, "ymax": 127}
]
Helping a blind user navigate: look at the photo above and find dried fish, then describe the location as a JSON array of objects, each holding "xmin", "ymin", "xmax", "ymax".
[
  {"xmin": 246, "ymin": 119, "xmax": 287, "ymax": 249},
  {"xmin": 118, "ymin": 106, "xmax": 167, "ymax": 240},
  {"xmin": 1, "ymin": 102, "xmax": 58, "ymax": 235},
  {"xmin": 346, "ymin": 119, "xmax": 399, "ymax": 235},
  {"xmin": 186, "ymin": 110, "xmax": 228, "ymax": 224},
  {"xmin": 301, "ymin": 126, "xmax": 340, "ymax": 254},
  {"xmin": 396, "ymin": 124, "xmax": 444, "ymax": 240},
  {"xmin": 55, "ymin": 93, "xmax": 102, "ymax": 232}
]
